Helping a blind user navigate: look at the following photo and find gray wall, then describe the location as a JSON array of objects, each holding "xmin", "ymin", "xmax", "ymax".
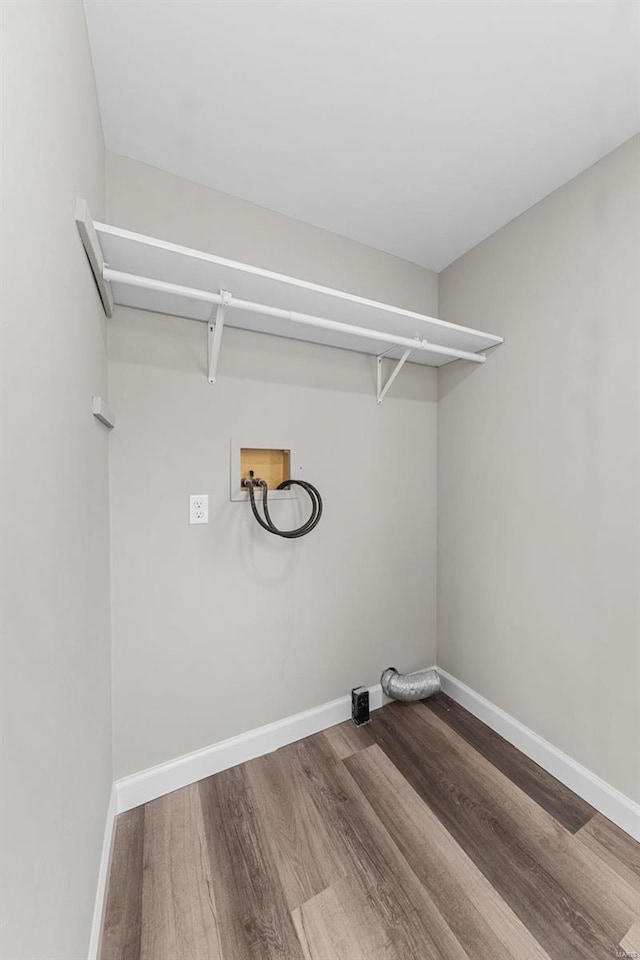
[
  {"xmin": 438, "ymin": 136, "xmax": 640, "ymax": 802},
  {"xmin": 0, "ymin": 3, "xmax": 112, "ymax": 959},
  {"xmin": 106, "ymin": 154, "xmax": 439, "ymax": 778}
]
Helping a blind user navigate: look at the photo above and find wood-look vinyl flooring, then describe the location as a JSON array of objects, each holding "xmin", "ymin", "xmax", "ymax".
[{"xmin": 101, "ymin": 694, "xmax": 640, "ymax": 960}]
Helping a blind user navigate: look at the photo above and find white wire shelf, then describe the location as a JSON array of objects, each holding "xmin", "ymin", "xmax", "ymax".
[{"xmin": 76, "ymin": 200, "xmax": 503, "ymax": 399}]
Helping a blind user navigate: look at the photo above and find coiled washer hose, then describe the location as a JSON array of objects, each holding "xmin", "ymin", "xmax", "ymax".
[{"xmin": 244, "ymin": 477, "xmax": 323, "ymax": 538}]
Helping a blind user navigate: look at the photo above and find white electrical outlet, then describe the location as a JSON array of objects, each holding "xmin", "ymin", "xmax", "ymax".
[{"xmin": 189, "ymin": 494, "xmax": 208, "ymax": 524}]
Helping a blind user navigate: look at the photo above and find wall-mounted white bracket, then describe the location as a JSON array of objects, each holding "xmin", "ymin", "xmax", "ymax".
[
  {"xmin": 75, "ymin": 200, "xmax": 114, "ymax": 317},
  {"xmin": 376, "ymin": 348, "xmax": 412, "ymax": 404},
  {"xmin": 92, "ymin": 396, "xmax": 115, "ymax": 428},
  {"xmin": 208, "ymin": 290, "xmax": 231, "ymax": 383}
]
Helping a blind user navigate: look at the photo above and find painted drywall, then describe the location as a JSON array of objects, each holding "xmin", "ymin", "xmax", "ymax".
[
  {"xmin": 106, "ymin": 154, "xmax": 438, "ymax": 777},
  {"xmin": 0, "ymin": 3, "xmax": 112, "ymax": 958},
  {"xmin": 438, "ymin": 136, "xmax": 640, "ymax": 802}
]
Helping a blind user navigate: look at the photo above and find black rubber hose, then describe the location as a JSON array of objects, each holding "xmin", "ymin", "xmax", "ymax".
[
  {"xmin": 245, "ymin": 478, "xmax": 322, "ymax": 538},
  {"xmin": 275, "ymin": 480, "xmax": 322, "ymax": 536},
  {"xmin": 251, "ymin": 479, "xmax": 321, "ymax": 538}
]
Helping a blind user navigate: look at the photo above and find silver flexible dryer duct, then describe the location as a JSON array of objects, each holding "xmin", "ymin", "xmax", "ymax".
[{"xmin": 381, "ymin": 667, "xmax": 441, "ymax": 701}]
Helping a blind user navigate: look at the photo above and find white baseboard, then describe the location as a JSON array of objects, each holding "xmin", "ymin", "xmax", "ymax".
[
  {"xmin": 113, "ymin": 665, "xmax": 639, "ymax": 836},
  {"xmin": 115, "ymin": 680, "xmax": 395, "ymax": 814},
  {"xmin": 88, "ymin": 785, "xmax": 117, "ymax": 960},
  {"xmin": 437, "ymin": 668, "xmax": 640, "ymax": 842}
]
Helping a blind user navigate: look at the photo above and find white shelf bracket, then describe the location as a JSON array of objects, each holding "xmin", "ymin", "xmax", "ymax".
[
  {"xmin": 208, "ymin": 290, "xmax": 231, "ymax": 383},
  {"xmin": 92, "ymin": 396, "xmax": 115, "ymax": 428},
  {"xmin": 377, "ymin": 348, "xmax": 412, "ymax": 404},
  {"xmin": 75, "ymin": 200, "xmax": 114, "ymax": 317}
]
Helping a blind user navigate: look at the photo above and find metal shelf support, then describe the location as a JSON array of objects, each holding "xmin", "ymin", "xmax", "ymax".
[
  {"xmin": 377, "ymin": 348, "xmax": 412, "ymax": 404},
  {"xmin": 102, "ymin": 267, "xmax": 487, "ymax": 367},
  {"xmin": 208, "ymin": 290, "xmax": 231, "ymax": 383}
]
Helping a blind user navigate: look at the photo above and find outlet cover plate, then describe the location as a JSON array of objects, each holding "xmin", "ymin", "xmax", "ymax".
[{"xmin": 189, "ymin": 494, "xmax": 208, "ymax": 524}]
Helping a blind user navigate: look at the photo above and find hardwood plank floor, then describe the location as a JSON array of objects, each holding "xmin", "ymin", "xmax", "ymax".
[
  {"xmin": 425, "ymin": 693, "xmax": 595, "ymax": 832},
  {"xmin": 322, "ymin": 717, "xmax": 374, "ymax": 760},
  {"xmin": 620, "ymin": 920, "xmax": 640, "ymax": 956},
  {"xmin": 101, "ymin": 699, "xmax": 640, "ymax": 960},
  {"xmin": 245, "ymin": 749, "xmax": 344, "ymax": 910},
  {"xmin": 287, "ymin": 733, "xmax": 467, "ymax": 960},
  {"xmin": 344, "ymin": 743, "xmax": 550, "ymax": 960},
  {"xmin": 366, "ymin": 702, "xmax": 638, "ymax": 958},
  {"xmin": 575, "ymin": 813, "xmax": 640, "ymax": 894},
  {"xmin": 140, "ymin": 785, "xmax": 221, "ymax": 960},
  {"xmin": 101, "ymin": 806, "xmax": 144, "ymax": 960},
  {"xmin": 291, "ymin": 880, "xmax": 400, "ymax": 960},
  {"xmin": 198, "ymin": 763, "xmax": 303, "ymax": 960}
]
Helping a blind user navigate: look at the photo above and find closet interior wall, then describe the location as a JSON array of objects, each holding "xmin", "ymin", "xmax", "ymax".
[
  {"xmin": 0, "ymin": 4, "xmax": 113, "ymax": 959},
  {"xmin": 438, "ymin": 135, "xmax": 640, "ymax": 803},
  {"xmin": 106, "ymin": 152, "xmax": 439, "ymax": 778}
]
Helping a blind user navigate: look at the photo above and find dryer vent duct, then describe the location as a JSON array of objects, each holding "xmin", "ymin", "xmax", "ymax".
[{"xmin": 381, "ymin": 667, "xmax": 441, "ymax": 702}]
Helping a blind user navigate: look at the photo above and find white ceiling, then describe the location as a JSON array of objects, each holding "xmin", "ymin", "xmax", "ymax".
[{"xmin": 85, "ymin": 0, "xmax": 640, "ymax": 271}]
